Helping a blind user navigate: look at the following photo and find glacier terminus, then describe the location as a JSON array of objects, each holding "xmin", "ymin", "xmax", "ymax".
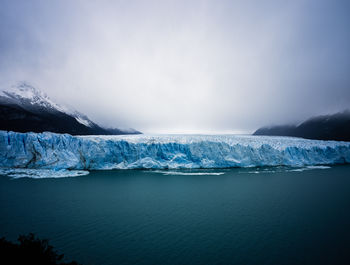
[{"xmin": 1, "ymin": 130, "xmax": 350, "ymax": 171}]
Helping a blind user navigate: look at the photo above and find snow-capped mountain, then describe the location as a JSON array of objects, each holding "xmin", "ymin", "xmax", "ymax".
[
  {"xmin": 1, "ymin": 82, "xmax": 93, "ymax": 127},
  {"xmin": 1, "ymin": 82, "xmax": 64, "ymax": 111},
  {"xmin": 0, "ymin": 82, "xmax": 141, "ymax": 135}
]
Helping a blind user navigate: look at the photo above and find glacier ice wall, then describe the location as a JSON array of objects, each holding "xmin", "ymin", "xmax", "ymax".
[{"xmin": 1, "ymin": 130, "xmax": 350, "ymax": 170}]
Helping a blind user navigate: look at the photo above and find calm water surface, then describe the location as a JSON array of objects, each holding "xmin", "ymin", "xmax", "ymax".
[{"xmin": 1, "ymin": 166, "xmax": 350, "ymax": 265}]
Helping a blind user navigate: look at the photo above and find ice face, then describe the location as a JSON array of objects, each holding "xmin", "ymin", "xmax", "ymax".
[{"xmin": 0, "ymin": 131, "xmax": 350, "ymax": 170}]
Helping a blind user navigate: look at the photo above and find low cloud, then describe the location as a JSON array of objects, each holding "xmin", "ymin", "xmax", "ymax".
[{"xmin": 1, "ymin": 0, "xmax": 349, "ymax": 133}]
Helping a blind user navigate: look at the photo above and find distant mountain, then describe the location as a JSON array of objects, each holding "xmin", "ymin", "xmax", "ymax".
[
  {"xmin": 0, "ymin": 82, "xmax": 141, "ymax": 135},
  {"xmin": 253, "ymin": 110, "xmax": 350, "ymax": 141}
]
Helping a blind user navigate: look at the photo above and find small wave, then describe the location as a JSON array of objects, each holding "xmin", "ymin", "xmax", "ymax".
[
  {"xmin": 151, "ymin": 170, "xmax": 225, "ymax": 176},
  {"xmin": 0, "ymin": 168, "xmax": 89, "ymax": 179},
  {"xmin": 241, "ymin": 170, "xmax": 277, "ymax": 174},
  {"xmin": 306, "ymin": 165, "xmax": 331, "ymax": 169},
  {"xmin": 240, "ymin": 165, "xmax": 332, "ymax": 174},
  {"xmin": 289, "ymin": 166, "xmax": 331, "ymax": 172}
]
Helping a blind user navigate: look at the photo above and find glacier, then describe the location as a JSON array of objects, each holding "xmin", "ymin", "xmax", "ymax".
[{"xmin": 1, "ymin": 130, "xmax": 350, "ymax": 170}]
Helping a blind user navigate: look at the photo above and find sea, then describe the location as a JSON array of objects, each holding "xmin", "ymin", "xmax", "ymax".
[{"xmin": 1, "ymin": 166, "xmax": 350, "ymax": 265}]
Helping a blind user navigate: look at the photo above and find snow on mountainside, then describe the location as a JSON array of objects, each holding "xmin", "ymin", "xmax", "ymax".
[
  {"xmin": 0, "ymin": 82, "xmax": 93, "ymax": 127},
  {"xmin": 0, "ymin": 82, "xmax": 141, "ymax": 135},
  {"xmin": 1, "ymin": 82, "xmax": 57, "ymax": 105}
]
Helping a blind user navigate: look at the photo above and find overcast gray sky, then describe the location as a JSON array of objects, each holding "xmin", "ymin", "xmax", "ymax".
[{"xmin": 1, "ymin": 0, "xmax": 350, "ymax": 133}]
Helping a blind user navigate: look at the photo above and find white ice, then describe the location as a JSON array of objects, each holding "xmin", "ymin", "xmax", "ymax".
[{"xmin": 1, "ymin": 131, "xmax": 350, "ymax": 170}]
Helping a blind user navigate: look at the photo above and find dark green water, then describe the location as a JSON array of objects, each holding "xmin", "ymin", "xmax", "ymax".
[{"xmin": 1, "ymin": 166, "xmax": 350, "ymax": 265}]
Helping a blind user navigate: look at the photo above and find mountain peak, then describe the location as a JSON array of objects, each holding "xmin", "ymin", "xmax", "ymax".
[
  {"xmin": 1, "ymin": 82, "xmax": 94, "ymax": 127},
  {"xmin": 1, "ymin": 81, "xmax": 67, "ymax": 113},
  {"xmin": 10, "ymin": 81, "xmax": 46, "ymax": 99},
  {"xmin": 0, "ymin": 81, "xmax": 141, "ymax": 135}
]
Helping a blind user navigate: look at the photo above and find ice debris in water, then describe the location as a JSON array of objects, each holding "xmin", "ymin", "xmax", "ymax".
[{"xmin": 0, "ymin": 168, "xmax": 89, "ymax": 179}]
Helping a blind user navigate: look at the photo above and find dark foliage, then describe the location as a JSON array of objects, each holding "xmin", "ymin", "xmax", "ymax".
[{"xmin": 0, "ymin": 233, "xmax": 81, "ymax": 265}]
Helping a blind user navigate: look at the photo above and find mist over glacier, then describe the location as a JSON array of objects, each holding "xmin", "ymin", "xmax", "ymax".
[{"xmin": 1, "ymin": 0, "xmax": 350, "ymax": 133}]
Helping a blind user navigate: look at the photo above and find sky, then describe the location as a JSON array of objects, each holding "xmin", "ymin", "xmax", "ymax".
[{"xmin": 0, "ymin": 0, "xmax": 350, "ymax": 134}]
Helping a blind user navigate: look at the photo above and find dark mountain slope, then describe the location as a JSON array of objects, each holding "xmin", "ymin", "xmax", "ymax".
[
  {"xmin": 0, "ymin": 82, "xmax": 141, "ymax": 135},
  {"xmin": 254, "ymin": 110, "xmax": 350, "ymax": 141}
]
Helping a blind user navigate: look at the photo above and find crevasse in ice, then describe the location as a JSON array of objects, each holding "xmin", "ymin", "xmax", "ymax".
[{"xmin": 1, "ymin": 130, "xmax": 350, "ymax": 170}]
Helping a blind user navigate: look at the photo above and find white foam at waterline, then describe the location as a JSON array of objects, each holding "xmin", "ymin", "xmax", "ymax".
[
  {"xmin": 151, "ymin": 170, "xmax": 225, "ymax": 176},
  {"xmin": 241, "ymin": 165, "xmax": 332, "ymax": 174},
  {"xmin": 241, "ymin": 170, "xmax": 274, "ymax": 174},
  {"xmin": 306, "ymin": 166, "xmax": 331, "ymax": 169},
  {"xmin": 289, "ymin": 165, "xmax": 331, "ymax": 172},
  {"xmin": 0, "ymin": 168, "xmax": 89, "ymax": 179}
]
